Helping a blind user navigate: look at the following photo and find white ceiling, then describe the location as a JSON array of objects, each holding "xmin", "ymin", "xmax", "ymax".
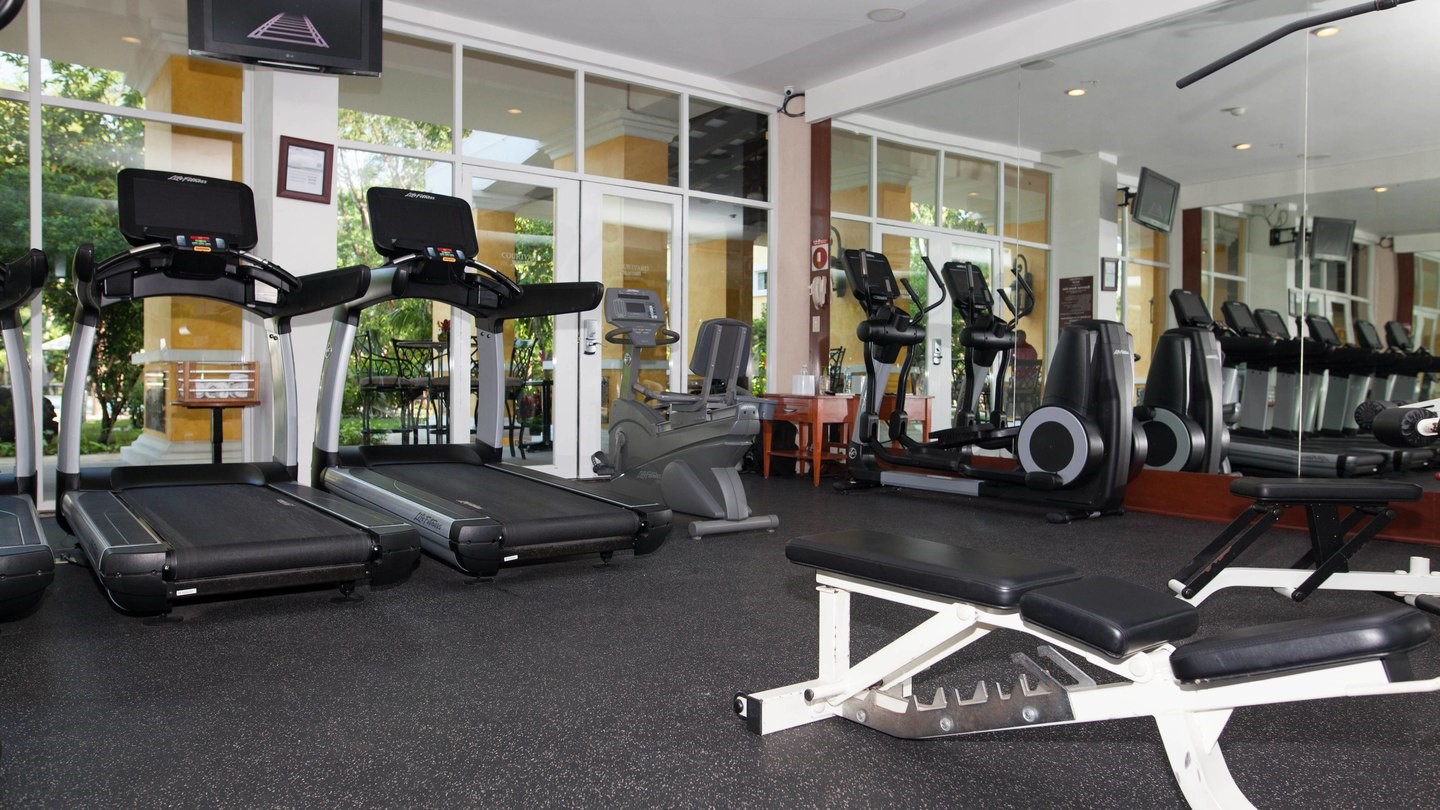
[{"xmin": 390, "ymin": 1, "xmax": 1439, "ymax": 242}]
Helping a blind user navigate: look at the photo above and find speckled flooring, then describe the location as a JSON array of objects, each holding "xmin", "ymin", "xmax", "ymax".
[{"xmin": 3, "ymin": 471, "xmax": 1439, "ymax": 808}]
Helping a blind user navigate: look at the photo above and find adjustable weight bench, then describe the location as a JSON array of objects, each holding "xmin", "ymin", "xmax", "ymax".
[
  {"xmin": 1170, "ymin": 478, "xmax": 1438, "ymax": 606},
  {"xmin": 734, "ymin": 529, "xmax": 1438, "ymax": 810}
]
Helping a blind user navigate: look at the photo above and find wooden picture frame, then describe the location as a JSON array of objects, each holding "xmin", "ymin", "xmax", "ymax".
[{"xmin": 276, "ymin": 135, "xmax": 334, "ymax": 204}]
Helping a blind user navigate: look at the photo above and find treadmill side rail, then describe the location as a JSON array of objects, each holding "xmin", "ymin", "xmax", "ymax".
[
  {"xmin": 268, "ymin": 482, "xmax": 422, "ymax": 586},
  {"xmin": 63, "ymin": 490, "xmax": 170, "ymax": 615}
]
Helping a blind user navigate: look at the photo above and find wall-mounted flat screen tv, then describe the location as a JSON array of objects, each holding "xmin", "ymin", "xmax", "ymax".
[
  {"xmin": 1131, "ymin": 167, "xmax": 1180, "ymax": 233},
  {"xmin": 1309, "ymin": 216, "xmax": 1356, "ymax": 263},
  {"xmin": 188, "ymin": 0, "xmax": 382, "ymax": 77}
]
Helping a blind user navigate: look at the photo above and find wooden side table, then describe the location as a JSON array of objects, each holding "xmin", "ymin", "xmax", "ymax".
[{"xmin": 762, "ymin": 394, "xmax": 857, "ymax": 486}]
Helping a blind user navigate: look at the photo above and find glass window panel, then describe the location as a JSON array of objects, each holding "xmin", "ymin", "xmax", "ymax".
[
  {"xmin": 1126, "ymin": 221, "xmax": 1168, "ymax": 264},
  {"xmin": 687, "ymin": 199, "xmax": 767, "ymax": 392},
  {"xmin": 876, "ymin": 140, "xmax": 936, "ymax": 226},
  {"xmin": 942, "ymin": 154, "xmax": 997, "ymax": 235},
  {"xmin": 828, "ymin": 218, "xmax": 869, "ymax": 390},
  {"xmin": 461, "ymin": 49, "xmax": 574, "ymax": 169},
  {"xmin": 42, "ymin": 0, "xmax": 242, "ymax": 122},
  {"xmin": 0, "ymin": 99, "xmax": 28, "ymax": 260},
  {"xmin": 1125, "ymin": 264, "xmax": 1167, "ymax": 382},
  {"xmin": 583, "ymin": 76, "xmax": 679, "ymax": 186},
  {"xmin": 1003, "ymin": 166, "xmax": 1050, "ymax": 243},
  {"xmin": 335, "ymin": 148, "xmax": 453, "ymax": 269},
  {"xmin": 0, "ymin": 5, "xmax": 26, "ymax": 90},
  {"xmin": 339, "ymin": 34, "xmax": 452, "ymax": 153},
  {"xmin": 41, "ymin": 107, "xmax": 243, "ymax": 464},
  {"xmin": 831, "ymin": 129, "xmax": 870, "ymax": 216},
  {"xmin": 1006, "ymin": 245, "xmax": 1048, "ymax": 367},
  {"xmin": 1353, "ymin": 243, "xmax": 1370, "ymax": 297},
  {"xmin": 595, "ymin": 194, "xmax": 675, "ymax": 443},
  {"xmin": 1212, "ymin": 212, "xmax": 1244, "ymax": 277},
  {"xmin": 688, "ymin": 99, "xmax": 768, "ymax": 201}
]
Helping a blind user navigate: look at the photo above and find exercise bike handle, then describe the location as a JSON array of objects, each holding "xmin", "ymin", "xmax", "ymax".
[{"xmin": 605, "ymin": 326, "xmax": 680, "ymax": 346}]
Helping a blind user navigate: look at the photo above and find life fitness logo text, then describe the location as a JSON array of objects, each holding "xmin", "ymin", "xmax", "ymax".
[
  {"xmin": 166, "ymin": 174, "xmax": 207, "ymax": 184},
  {"xmin": 405, "ymin": 191, "xmax": 436, "ymax": 200}
]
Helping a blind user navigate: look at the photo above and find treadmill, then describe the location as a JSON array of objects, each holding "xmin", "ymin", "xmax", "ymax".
[
  {"xmin": 313, "ymin": 187, "xmax": 671, "ymax": 578},
  {"xmin": 1206, "ymin": 298, "xmax": 1388, "ymax": 477},
  {"xmin": 57, "ymin": 169, "xmax": 421, "ymax": 616},
  {"xmin": 0, "ymin": 248, "xmax": 54, "ymax": 619}
]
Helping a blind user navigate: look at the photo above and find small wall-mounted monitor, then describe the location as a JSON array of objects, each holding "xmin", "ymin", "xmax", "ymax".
[
  {"xmin": 188, "ymin": 0, "xmax": 383, "ymax": 77},
  {"xmin": 1308, "ymin": 216, "xmax": 1356, "ymax": 263},
  {"xmin": 1131, "ymin": 167, "xmax": 1180, "ymax": 233}
]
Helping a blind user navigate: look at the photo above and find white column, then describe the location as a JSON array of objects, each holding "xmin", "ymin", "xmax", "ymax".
[
  {"xmin": 250, "ymin": 68, "xmax": 340, "ymax": 483},
  {"xmin": 1051, "ymin": 153, "xmax": 1120, "ymax": 337}
]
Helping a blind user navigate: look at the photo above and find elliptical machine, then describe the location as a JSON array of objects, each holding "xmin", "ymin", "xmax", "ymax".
[
  {"xmin": 1134, "ymin": 289, "xmax": 1229, "ymax": 473},
  {"xmin": 839, "ymin": 249, "xmax": 1143, "ymax": 523},
  {"xmin": 592, "ymin": 288, "xmax": 779, "ymax": 539},
  {"xmin": 941, "ymin": 257, "xmax": 1034, "ymax": 437}
]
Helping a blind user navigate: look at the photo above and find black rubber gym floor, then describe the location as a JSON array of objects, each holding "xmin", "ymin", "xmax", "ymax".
[{"xmin": 3, "ymin": 472, "xmax": 1438, "ymax": 808}]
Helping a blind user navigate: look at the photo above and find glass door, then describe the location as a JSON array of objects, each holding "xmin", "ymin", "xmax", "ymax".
[
  {"xmin": 458, "ymin": 166, "xmax": 579, "ymax": 476},
  {"xmin": 581, "ymin": 184, "xmax": 683, "ymax": 472},
  {"xmin": 874, "ymin": 227, "xmax": 999, "ymax": 433}
]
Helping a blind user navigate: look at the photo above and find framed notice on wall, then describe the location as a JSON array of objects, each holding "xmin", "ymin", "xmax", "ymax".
[
  {"xmin": 276, "ymin": 136, "xmax": 334, "ymax": 204},
  {"xmin": 1101, "ymin": 257, "xmax": 1120, "ymax": 291},
  {"xmin": 1058, "ymin": 276, "xmax": 1094, "ymax": 329}
]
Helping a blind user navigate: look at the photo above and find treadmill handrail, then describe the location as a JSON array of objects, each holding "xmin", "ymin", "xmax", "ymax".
[{"xmin": 75, "ymin": 241, "xmax": 302, "ymax": 317}]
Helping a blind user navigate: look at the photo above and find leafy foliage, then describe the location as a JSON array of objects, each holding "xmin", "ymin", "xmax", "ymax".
[{"xmin": 0, "ymin": 57, "xmax": 147, "ymax": 443}]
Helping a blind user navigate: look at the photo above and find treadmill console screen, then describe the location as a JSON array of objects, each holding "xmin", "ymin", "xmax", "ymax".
[
  {"xmin": 117, "ymin": 169, "xmax": 257, "ymax": 250},
  {"xmin": 1306, "ymin": 316, "xmax": 1342, "ymax": 346},
  {"xmin": 1254, "ymin": 309, "xmax": 1292, "ymax": 340},
  {"xmin": 1354, "ymin": 321, "xmax": 1384, "ymax": 351},
  {"xmin": 1168, "ymin": 289, "xmax": 1212, "ymax": 328},
  {"xmin": 1220, "ymin": 301, "xmax": 1261, "ymax": 336},
  {"xmin": 1385, "ymin": 321, "xmax": 1414, "ymax": 351},
  {"xmin": 367, "ymin": 187, "xmax": 480, "ymax": 261}
]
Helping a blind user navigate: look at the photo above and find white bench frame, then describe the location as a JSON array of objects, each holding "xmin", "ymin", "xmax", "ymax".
[{"xmin": 736, "ymin": 570, "xmax": 1440, "ymax": 810}]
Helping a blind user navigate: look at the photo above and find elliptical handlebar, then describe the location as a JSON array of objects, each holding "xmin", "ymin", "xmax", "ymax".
[{"xmin": 915, "ymin": 257, "xmax": 948, "ymax": 322}]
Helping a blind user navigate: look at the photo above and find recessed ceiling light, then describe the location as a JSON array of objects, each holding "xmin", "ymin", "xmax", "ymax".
[
  {"xmin": 1312, "ymin": 26, "xmax": 1341, "ymax": 37},
  {"xmin": 1065, "ymin": 88, "xmax": 1086, "ymax": 97},
  {"xmin": 121, "ymin": 36, "xmax": 142, "ymax": 44},
  {"xmin": 506, "ymin": 108, "xmax": 523, "ymax": 115},
  {"xmin": 867, "ymin": 8, "xmax": 905, "ymax": 22},
  {"xmin": 1373, "ymin": 186, "xmax": 1389, "ymax": 193},
  {"xmin": 968, "ymin": 191, "xmax": 980, "ymax": 197},
  {"xmin": 1233, "ymin": 143, "xmax": 1252, "ymax": 150}
]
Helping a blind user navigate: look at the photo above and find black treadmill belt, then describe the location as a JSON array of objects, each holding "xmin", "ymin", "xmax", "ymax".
[
  {"xmin": 377, "ymin": 463, "xmax": 641, "ymax": 547},
  {"xmin": 122, "ymin": 484, "xmax": 373, "ymax": 580}
]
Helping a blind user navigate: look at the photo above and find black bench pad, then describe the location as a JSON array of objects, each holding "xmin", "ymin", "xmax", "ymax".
[
  {"xmin": 1019, "ymin": 576, "xmax": 1200, "ymax": 657},
  {"xmin": 1171, "ymin": 605, "xmax": 1431, "ymax": 682},
  {"xmin": 1230, "ymin": 477, "xmax": 1422, "ymax": 504},
  {"xmin": 785, "ymin": 530, "xmax": 1079, "ymax": 608}
]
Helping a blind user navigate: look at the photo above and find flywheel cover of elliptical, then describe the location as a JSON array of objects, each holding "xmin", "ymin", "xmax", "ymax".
[
  {"xmin": 1141, "ymin": 408, "xmax": 1205, "ymax": 472},
  {"xmin": 1018, "ymin": 406, "xmax": 1103, "ymax": 485}
]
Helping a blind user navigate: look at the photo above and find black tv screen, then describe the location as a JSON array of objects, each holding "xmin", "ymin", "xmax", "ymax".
[
  {"xmin": 1131, "ymin": 167, "xmax": 1180, "ymax": 233},
  {"xmin": 188, "ymin": 0, "xmax": 382, "ymax": 77},
  {"xmin": 1309, "ymin": 216, "xmax": 1356, "ymax": 263}
]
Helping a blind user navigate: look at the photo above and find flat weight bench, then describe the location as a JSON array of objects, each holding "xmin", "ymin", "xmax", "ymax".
[
  {"xmin": 735, "ymin": 529, "xmax": 1439, "ymax": 810},
  {"xmin": 1170, "ymin": 478, "xmax": 1434, "ymax": 606}
]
